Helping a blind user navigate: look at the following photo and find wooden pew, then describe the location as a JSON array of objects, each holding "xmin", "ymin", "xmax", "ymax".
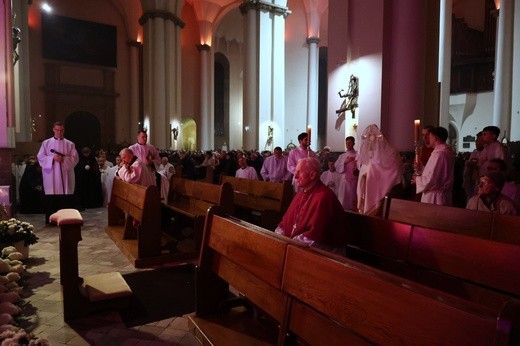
[
  {"xmin": 220, "ymin": 176, "xmax": 293, "ymax": 230},
  {"xmin": 383, "ymin": 196, "xmax": 493, "ymax": 238},
  {"xmin": 344, "ymin": 211, "xmax": 520, "ymax": 311},
  {"xmin": 165, "ymin": 177, "xmax": 233, "ymax": 251},
  {"xmin": 345, "ymin": 211, "xmax": 414, "ymax": 279},
  {"xmin": 188, "ymin": 206, "xmax": 297, "ymax": 345},
  {"xmin": 105, "ymin": 179, "xmax": 164, "ymax": 268},
  {"xmin": 491, "ymin": 213, "xmax": 520, "ymax": 246},
  {"xmin": 282, "ymin": 245, "xmax": 520, "ymax": 345}
]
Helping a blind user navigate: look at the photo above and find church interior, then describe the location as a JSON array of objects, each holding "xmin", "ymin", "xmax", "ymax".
[{"xmin": 1, "ymin": 0, "xmax": 520, "ymax": 344}]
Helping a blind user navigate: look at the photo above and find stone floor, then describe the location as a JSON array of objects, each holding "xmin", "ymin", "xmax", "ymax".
[{"xmin": 16, "ymin": 208, "xmax": 200, "ymax": 346}]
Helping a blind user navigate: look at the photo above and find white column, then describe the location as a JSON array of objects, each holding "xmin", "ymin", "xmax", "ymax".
[
  {"xmin": 240, "ymin": 0, "xmax": 290, "ymax": 150},
  {"xmin": 492, "ymin": 0, "xmax": 514, "ymax": 139},
  {"xmin": 139, "ymin": 2, "xmax": 185, "ymax": 149},
  {"xmin": 198, "ymin": 44, "xmax": 211, "ymax": 150},
  {"xmin": 242, "ymin": 7, "xmax": 258, "ymax": 150},
  {"xmin": 511, "ymin": 0, "xmax": 520, "ymax": 141},
  {"xmin": 307, "ymin": 37, "xmax": 319, "ymax": 151},
  {"xmin": 438, "ymin": 0, "xmax": 452, "ymax": 129}
]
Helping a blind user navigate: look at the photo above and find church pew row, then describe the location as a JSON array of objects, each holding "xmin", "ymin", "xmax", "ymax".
[
  {"xmin": 383, "ymin": 196, "xmax": 520, "ymax": 245},
  {"xmin": 345, "ymin": 211, "xmax": 520, "ymax": 312},
  {"xmin": 220, "ymin": 176, "xmax": 293, "ymax": 230},
  {"xmin": 165, "ymin": 177, "xmax": 233, "ymax": 252},
  {"xmin": 188, "ymin": 206, "xmax": 296, "ymax": 345},
  {"xmin": 283, "ymin": 245, "xmax": 519, "ymax": 346},
  {"xmin": 105, "ymin": 179, "xmax": 165, "ymax": 268},
  {"xmin": 188, "ymin": 207, "xmax": 520, "ymax": 345}
]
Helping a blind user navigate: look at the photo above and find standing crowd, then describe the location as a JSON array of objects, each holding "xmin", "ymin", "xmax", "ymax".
[{"xmin": 13, "ymin": 121, "xmax": 519, "ymax": 251}]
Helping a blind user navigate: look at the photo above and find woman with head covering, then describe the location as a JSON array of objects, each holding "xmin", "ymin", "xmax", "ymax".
[{"xmin": 356, "ymin": 124, "xmax": 403, "ymax": 215}]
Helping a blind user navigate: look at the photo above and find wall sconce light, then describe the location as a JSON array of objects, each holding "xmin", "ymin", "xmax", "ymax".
[{"xmin": 244, "ymin": 125, "xmax": 250, "ymax": 132}]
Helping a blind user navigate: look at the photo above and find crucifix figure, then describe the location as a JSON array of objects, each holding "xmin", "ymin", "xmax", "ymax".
[{"xmin": 336, "ymin": 75, "xmax": 359, "ymax": 119}]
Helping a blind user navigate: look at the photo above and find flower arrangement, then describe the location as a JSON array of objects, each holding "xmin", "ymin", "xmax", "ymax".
[
  {"xmin": 0, "ymin": 219, "xmax": 39, "ymax": 247},
  {"xmin": 0, "ymin": 328, "xmax": 49, "ymax": 345}
]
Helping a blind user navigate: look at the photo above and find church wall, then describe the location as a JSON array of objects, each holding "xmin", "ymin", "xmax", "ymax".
[
  {"xmin": 450, "ymin": 91, "xmax": 494, "ymax": 152},
  {"xmin": 285, "ymin": 0, "xmax": 310, "ymax": 150},
  {"xmin": 326, "ymin": 0, "xmax": 385, "ymax": 152},
  {"xmin": 28, "ymin": 0, "xmax": 130, "ymax": 147}
]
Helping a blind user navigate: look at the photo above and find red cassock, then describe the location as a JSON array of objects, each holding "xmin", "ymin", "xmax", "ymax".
[{"xmin": 277, "ymin": 181, "xmax": 346, "ymax": 246}]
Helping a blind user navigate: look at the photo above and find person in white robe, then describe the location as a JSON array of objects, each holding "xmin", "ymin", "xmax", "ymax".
[
  {"xmin": 414, "ymin": 126, "xmax": 455, "ymax": 206},
  {"xmin": 103, "ymin": 155, "xmax": 121, "ymax": 206},
  {"xmin": 356, "ymin": 124, "xmax": 403, "ymax": 215},
  {"xmin": 117, "ymin": 148, "xmax": 156, "ymax": 188},
  {"xmin": 261, "ymin": 147, "xmax": 291, "ymax": 183},
  {"xmin": 320, "ymin": 158, "xmax": 342, "ymax": 197},
  {"xmin": 335, "ymin": 136, "xmax": 358, "ymax": 211},
  {"xmin": 478, "ymin": 126, "xmax": 507, "ymax": 177},
  {"xmin": 287, "ymin": 132, "xmax": 317, "ymax": 191},
  {"xmin": 235, "ymin": 157, "xmax": 258, "ymax": 180},
  {"xmin": 37, "ymin": 122, "xmax": 79, "ymax": 222}
]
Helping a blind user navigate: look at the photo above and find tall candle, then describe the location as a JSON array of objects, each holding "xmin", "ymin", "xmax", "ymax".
[
  {"xmin": 414, "ymin": 119, "xmax": 420, "ymax": 142},
  {"xmin": 307, "ymin": 125, "xmax": 312, "ymax": 145}
]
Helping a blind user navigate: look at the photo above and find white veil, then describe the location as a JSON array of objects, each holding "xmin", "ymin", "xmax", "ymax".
[{"xmin": 357, "ymin": 124, "xmax": 403, "ymax": 214}]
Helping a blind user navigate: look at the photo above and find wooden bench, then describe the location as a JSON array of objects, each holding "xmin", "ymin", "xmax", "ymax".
[
  {"xmin": 188, "ymin": 206, "xmax": 298, "ymax": 346},
  {"xmin": 345, "ymin": 211, "xmax": 520, "ymax": 311},
  {"xmin": 220, "ymin": 176, "xmax": 293, "ymax": 230},
  {"xmin": 51, "ymin": 208, "xmax": 132, "ymax": 321},
  {"xmin": 105, "ymin": 179, "xmax": 164, "ymax": 268},
  {"xmin": 283, "ymin": 245, "xmax": 520, "ymax": 345},
  {"xmin": 383, "ymin": 196, "xmax": 494, "ymax": 238},
  {"xmin": 165, "ymin": 177, "xmax": 233, "ymax": 251},
  {"xmin": 491, "ymin": 213, "xmax": 520, "ymax": 246}
]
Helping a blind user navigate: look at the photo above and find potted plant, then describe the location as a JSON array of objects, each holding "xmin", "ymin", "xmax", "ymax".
[{"xmin": 0, "ymin": 218, "xmax": 39, "ymax": 259}]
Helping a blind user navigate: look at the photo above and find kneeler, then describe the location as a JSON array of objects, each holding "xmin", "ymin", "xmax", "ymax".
[{"xmin": 50, "ymin": 209, "xmax": 133, "ymax": 321}]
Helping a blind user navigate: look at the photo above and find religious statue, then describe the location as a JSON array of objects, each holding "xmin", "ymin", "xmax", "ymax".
[
  {"xmin": 336, "ymin": 75, "xmax": 359, "ymax": 119},
  {"xmin": 172, "ymin": 127, "xmax": 179, "ymax": 141},
  {"xmin": 265, "ymin": 125, "xmax": 274, "ymax": 151}
]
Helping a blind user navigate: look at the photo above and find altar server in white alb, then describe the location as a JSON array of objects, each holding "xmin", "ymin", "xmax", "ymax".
[
  {"xmin": 37, "ymin": 121, "xmax": 79, "ymax": 222},
  {"xmin": 413, "ymin": 126, "xmax": 455, "ymax": 206}
]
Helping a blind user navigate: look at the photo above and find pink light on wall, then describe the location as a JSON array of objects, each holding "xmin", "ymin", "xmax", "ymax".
[{"xmin": 494, "ymin": 0, "xmax": 500, "ymax": 9}]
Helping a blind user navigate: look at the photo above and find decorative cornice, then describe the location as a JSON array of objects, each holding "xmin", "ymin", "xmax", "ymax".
[
  {"xmin": 196, "ymin": 44, "xmax": 211, "ymax": 51},
  {"xmin": 127, "ymin": 40, "xmax": 142, "ymax": 48},
  {"xmin": 239, "ymin": 0, "xmax": 291, "ymax": 18},
  {"xmin": 139, "ymin": 10, "xmax": 185, "ymax": 28},
  {"xmin": 306, "ymin": 37, "xmax": 320, "ymax": 44}
]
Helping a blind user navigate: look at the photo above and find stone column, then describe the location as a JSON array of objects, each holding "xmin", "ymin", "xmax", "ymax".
[
  {"xmin": 307, "ymin": 37, "xmax": 319, "ymax": 151},
  {"xmin": 198, "ymin": 44, "xmax": 212, "ymax": 150},
  {"xmin": 139, "ymin": 1, "xmax": 184, "ymax": 149},
  {"xmin": 240, "ymin": 0, "xmax": 290, "ymax": 150},
  {"xmin": 438, "ymin": 0, "xmax": 452, "ymax": 129},
  {"xmin": 492, "ymin": 0, "xmax": 514, "ymax": 139}
]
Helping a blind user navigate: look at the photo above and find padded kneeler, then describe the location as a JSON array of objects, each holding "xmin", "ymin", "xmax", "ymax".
[{"xmin": 83, "ymin": 272, "xmax": 133, "ymax": 302}]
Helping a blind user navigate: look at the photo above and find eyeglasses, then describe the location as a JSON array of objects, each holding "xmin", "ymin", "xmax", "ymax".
[{"xmin": 478, "ymin": 178, "xmax": 494, "ymax": 187}]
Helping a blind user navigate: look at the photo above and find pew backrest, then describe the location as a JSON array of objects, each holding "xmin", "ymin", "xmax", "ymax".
[
  {"xmin": 168, "ymin": 177, "xmax": 233, "ymax": 216},
  {"xmin": 491, "ymin": 213, "xmax": 520, "ymax": 246},
  {"xmin": 409, "ymin": 225, "xmax": 520, "ymax": 298},
  {"xmin": 197, "ymin": 206, "xmax": 295, "ymax": 321},
  {"xmin": 220, "ymin": 176, "xmax": 293, "ymax": 230},
  {"xmin": 283, "ymin": 245, "xmax": 517, "ymax": 345},
  {"xmin": 383, "ymin": 196, "xmax": 493, "ymax": 238},
  {"xmin": 108, "ymin": 179, "xmax": 160, "ymax": 229}
]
